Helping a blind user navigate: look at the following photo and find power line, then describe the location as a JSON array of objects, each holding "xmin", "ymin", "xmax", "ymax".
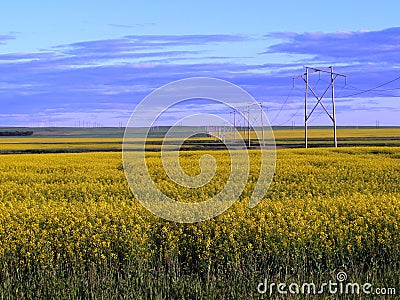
[
  {"xmin": 374, "ymin": 87, "xmax": 400, "ymax": 92},
  {"xmin": 341, "ymin": 84, "xmax": 400, "ymax": 98},
  {"xmin": 339, "ymin": 75, "xmax": 400, "ymax": 98},
  {"xmin": 273, "ymin": 82, "xmax": 345, "ymax": 127},
  {"xmin": 275, "ymin": 71, "xmax": 344, "ymax": 127},
  {"xmin": 273, "ymin": 104, "xmax": 303, "ymax": 126},
  {"xmin": 269, "ymin": 85, "xmax": 295, "ymax": 124},
  {"xmin": 274, "ymin": 73, "xmax": 400, "ymax": 127},
  {"xmin": 345, "ymin": 85, "xmax": 400, "ymax": 92}
]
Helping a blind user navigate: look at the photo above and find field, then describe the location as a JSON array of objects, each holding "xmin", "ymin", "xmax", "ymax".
[
  {"xmin": 0, "ymin": 128, "xmax": 399, "ymax": 299},
  {"xmin": 0, "ymin": 127, "xmax": 400, "ymax": 153}
]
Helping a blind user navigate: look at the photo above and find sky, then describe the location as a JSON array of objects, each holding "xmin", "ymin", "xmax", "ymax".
[{"xmin": 1, "ymin": 0, "xmax": 400, "ymax": 127}]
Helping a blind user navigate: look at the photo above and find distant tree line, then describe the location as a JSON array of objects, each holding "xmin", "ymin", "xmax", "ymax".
[{"xmin": 0, "ymin": 131, "xmax": 34, "ymax": 136}]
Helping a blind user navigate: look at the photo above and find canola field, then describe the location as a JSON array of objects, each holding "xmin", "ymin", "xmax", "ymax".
[
  {"xmin": 0, "ymin": 146, "xmax": 399, "ymax": 299},
  {"xmin": 1, "ymin": 127, "xmax": 400, "ymax": 154}
]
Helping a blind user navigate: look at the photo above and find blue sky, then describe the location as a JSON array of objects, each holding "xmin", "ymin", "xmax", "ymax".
[{"xmin": 1, "ymin": 0, "xmax": 400, "ymax": 127}]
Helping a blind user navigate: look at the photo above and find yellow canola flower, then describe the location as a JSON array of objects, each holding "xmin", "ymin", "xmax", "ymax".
[{"xmin": 0, "ymin": 147, "xmax": 398, "ymax": 269}]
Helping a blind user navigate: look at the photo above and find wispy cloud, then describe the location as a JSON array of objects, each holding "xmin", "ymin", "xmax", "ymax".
[
  {"xmin": 0, "ymin": 34, "xmax": 16, "ymax": 45},
  {"xmin": 108, "ymin": 23, "xmax": 156, "ymax": 29},
  {"xmin": 57, "ymin": 34, "xmax": 250, "ymax": 56},
  {"xmin": 0, "ymin": 30, "xmax": 400, "ymax": 126},
  {"xmin": 263, "ymin": 27, "xmax": 400, "ymax": 64}
]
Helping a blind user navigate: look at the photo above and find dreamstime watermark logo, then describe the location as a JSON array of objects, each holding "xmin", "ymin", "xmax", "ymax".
[
  {"xmin": 257, "ymin": 271, "xmax": 396, "ymax": 296},
  {"xmin": 122, "ymin": 77, "xmax": 276, "ymax": 223}
]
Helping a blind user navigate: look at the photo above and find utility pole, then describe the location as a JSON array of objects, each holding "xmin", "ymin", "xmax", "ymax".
[
  {"xmin": 305, "ymin": 67, "xmax": 309, "ymax": 148},
  {"xmin": 331, "ymin": 66, "xmax": 337, "ymax": 147},
  {"xmin": 230, "ymin": 110, "xmax": 237, "ymax": 141},
  {"xmin": 260, "ymin": 102, "xmax": 265, "ymax": 147},
  {"xmin": 223, "ymin": 123, "xmax": 226, "ymax": 143},
  {"xmin": 230, "ymin": 103, "xmax": 266, "ymax": 148},
  {"xmin": 247, "ymin": 105, "xmax": 251, "ymax": 147},
  {"xmin": 233, "ymin": 110, "xmax": 236, "ymax": 141},
  {"xmin": 294, "ymin": 66, "xmax": 346, "ymax": 148},
  {"xmin": 242, "ymin": 108, "xmax": 247, "ymax": 145}
]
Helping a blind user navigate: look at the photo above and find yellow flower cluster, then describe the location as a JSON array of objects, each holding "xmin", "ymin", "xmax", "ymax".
[{"xmin": 0, "ymin": 147, "xmax": 399, "ymax": 270}]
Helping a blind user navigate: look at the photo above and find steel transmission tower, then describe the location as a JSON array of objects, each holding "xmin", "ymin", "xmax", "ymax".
[{"xmin": 294, "ymin": 66, "xmax": 346, "ymax": 148}]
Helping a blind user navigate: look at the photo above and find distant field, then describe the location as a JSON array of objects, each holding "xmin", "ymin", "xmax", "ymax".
[
  {"xmin": 0, "ymin": 127, "xmax": 399, "ymax": 153},
  {"xmin": 0, "ymin": 137, "xmax": 218, "ymax": 153},
  {"xmin": 1, "ymin": 126, "xmax": 399, "ymax": 138},
  {"xmin": 0, "ymin": 127, "xmax": 125, "ymax": 138},
  {"xmin": 274, "ymin": 127, "xmax": 400, "ymax": 139}
]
